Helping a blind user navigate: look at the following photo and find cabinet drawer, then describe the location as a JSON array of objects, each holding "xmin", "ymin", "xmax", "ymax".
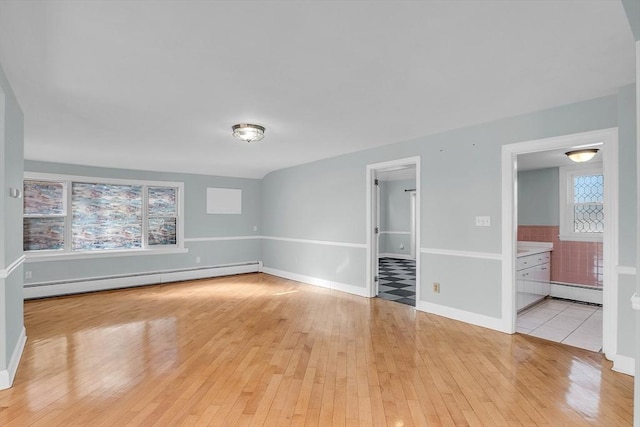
[
  {"xmin": 517, "ymin": 256, "xmax": 534, "ymax": 270},
  {"xmin": 517, "ymin": 251, "xmax": 551, "ymax": 270},
  {"xmin": 531, "ymin": 252, "xmax": 551, "ymax": 265}
]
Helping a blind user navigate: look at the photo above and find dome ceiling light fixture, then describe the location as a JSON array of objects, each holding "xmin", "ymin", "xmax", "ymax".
[
  {"xmin": 565, "ymin": 148, "xmax": 599, "ymax": 163},
  {"xmin": 232, "ymin": 123, "xmax": 265, "ymax": 143}
]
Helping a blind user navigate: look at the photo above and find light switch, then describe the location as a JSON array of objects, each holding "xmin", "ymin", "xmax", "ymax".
[{"xmin": 475, "ymin": 216, "xmax": 491, "ymax": 227}]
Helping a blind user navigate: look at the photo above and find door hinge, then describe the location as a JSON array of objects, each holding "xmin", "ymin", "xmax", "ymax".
[
  {"xmin": 374, "ymin": 227, "xmax": 379, "ymax": 234},
  {"xmin": 374, "ymin": 179, "xmax": 379, "ymax": 186},
  {"xmin": 374, "ymin": 276, "xmax": 379, "ymax": 282}
]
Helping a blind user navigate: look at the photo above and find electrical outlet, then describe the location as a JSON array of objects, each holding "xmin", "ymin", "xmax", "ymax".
[
  {"xmin": 253, "ymin": 225, "xmax": 258, "ymax": 232},
  {"xmin": 399, "ymin": 243, "xmax": 405, "ymax": 250},
  {"xmin": 475, "ymin": 216, "xmax": 491, "ymax": 227},
  {"xmin": 25, "ymin": 271, "xmax": 32, "ymax": 280},
  {"xmin": 433, "ymin": 282, "xmax": 440, "ymax": 293},
  {"xmin": 196, "ymin": 257, "xmax": 201, "ymax": 264}
]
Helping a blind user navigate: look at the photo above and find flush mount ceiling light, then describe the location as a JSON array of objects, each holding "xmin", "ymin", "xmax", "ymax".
[
  {"xmin": 565, "ymin": 148, "xmax": 599, "ymax": 163},
  {"xmin": 232, "ymin": 123, "xmax": 265, "ymax": 143}
]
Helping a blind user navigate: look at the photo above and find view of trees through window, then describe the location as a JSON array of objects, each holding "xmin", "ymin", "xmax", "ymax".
[{"xmin": 23, "ymin": 178, "xmax": 179, "ymax": 252}]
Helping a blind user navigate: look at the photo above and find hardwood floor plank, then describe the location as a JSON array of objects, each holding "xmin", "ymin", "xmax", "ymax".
[{"xmin": 0, "ymin": 273, "xmax": 633, "ymax": 426}]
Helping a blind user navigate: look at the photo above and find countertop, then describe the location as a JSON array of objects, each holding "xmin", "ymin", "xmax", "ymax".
[{"xmin": 517, "ymin": 241, "xmax": 553, "ymax": 258}]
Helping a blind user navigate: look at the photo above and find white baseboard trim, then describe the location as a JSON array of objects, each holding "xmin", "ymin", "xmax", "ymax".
[
  {"xmin": 549, "ymin": 283, "xmax": 603, "ymax": 305},
  {"xmin": 24, "ymin": 263, "xmax": 261, "ymax": 299},
  {"xmin": 611, "ymin": 353, "xmax": 635, "ymax": 377},
  {"xmin": 416, "ymin": 301, "xmax": 506, "ymax": 333},
  {"xmin": 261, "ymin": 267, "xmax": 369, "ymax": 298},
  {"xmin": 0, "ymin": 327, "xmax": 26, "ymax": 390},
  {"xmin": 379, "ymin": 253, "xmax": 415, "ymax": 260}
]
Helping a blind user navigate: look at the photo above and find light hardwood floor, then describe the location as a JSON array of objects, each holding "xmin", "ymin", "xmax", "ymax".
[{"xmin": 0, "ymin": 273, "xmax": 634, "ymax": 426}]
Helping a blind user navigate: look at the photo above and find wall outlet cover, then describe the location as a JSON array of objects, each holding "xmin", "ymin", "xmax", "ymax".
[{"xmin": 475, "ymin": 216, "xmax": 491, "ymax": 227}]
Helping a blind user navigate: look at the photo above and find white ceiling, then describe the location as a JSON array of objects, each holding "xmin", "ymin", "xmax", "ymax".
[
  {"xmin": 0, "ymin": 1, "xmax": 635, "ymax": 179},
  {"xmin": 378, "ymin": 165, "xmax": 416, "ymax": 182},
  {"xmin": 518, "ymin": 147, "xmax": 603, "ymax": 172}
]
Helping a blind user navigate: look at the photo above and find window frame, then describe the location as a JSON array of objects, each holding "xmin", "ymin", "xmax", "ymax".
[
  {"xmin": 23, "ymin": 179, "xmax": 68, "ymax": 252},
  {"xmin": 558, "ymin": 164, "xmax": 604, "ymax": 242},
  {"xmin": 24, "ymin": 172, "xmax": 187, "ymax": 260}
]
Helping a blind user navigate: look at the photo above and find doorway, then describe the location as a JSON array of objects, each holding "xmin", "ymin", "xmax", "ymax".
[
  {"xmin": 501, "ymin": 128, "xmax": 618, "ymax": 359},
  {"xmin": 514, "ymin": 149, "xmax": 605, "ymax": 352},
  {"xmin": 366, "ymin": 157, "xmax": 421, "ymax": 306}
]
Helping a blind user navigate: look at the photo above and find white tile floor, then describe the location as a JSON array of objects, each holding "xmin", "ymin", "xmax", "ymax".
[{"xmin": 516, "ymin": 298, "xmax": 602, "ymax": 352}]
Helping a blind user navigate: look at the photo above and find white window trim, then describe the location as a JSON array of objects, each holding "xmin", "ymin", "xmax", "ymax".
[
  {"xmin": 24, "ymin": 172, "xmax": 186, "ymax": 260},
  {"xmin": 558, "ymin": 163, "xmax": 603, "ymax": 242}
]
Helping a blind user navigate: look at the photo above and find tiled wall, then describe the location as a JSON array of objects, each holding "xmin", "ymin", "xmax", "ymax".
[{"xmin": 518, "ymin": 225, "xmax": 602, "ymax": 287}]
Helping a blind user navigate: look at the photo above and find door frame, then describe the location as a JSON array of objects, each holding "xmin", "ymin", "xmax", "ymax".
[
  {"xmin": 410, "ymin": 191, "xmax": 417, "ymax": 259},
  {"xmin": 501, "ymin": 128, "xmax": 618, "ymax": 359},
  {"xmin": 366, "ymin": 156, "xmax": 421, "ymax": 299}
]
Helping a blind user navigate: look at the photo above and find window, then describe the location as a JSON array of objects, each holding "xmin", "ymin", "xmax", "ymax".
[
  {"xmin": 559, "ymin": 165, "xmax": 603, "ymax": 242},
  {"xmin": 24, "ymin": 173, "xmax": 185, "ymax": 257},
  {"xmin": 147, "ymin": 186, "xmax": 178, "ymax": 245},
  {"xmin": 23, "ymin": 180, "xmax": 66, "ymax": 251}
]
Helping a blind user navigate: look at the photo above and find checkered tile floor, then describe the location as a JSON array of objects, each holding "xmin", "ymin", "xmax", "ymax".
[{"xmin": 377, "ymin": 257, "xmax": 416, "ymax": 306}]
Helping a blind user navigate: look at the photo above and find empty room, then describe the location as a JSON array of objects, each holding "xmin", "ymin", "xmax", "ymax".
[{"xmin": 0, "ymin": 1, "xmax": 639, "ymax": 425}]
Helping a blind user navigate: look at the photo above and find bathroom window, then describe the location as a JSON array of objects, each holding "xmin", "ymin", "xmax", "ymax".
[
  {"xmin": 23, "ymin": 173, "xmax": 185, "ymax": 258},
  {"xmin": 559, "ymin": 165, "xmax": 603, "ymax": 242}
]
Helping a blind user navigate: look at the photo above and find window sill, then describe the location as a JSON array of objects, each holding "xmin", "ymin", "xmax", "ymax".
[
  {"xmin": 24, "ymin": 247, "xmax": 189, "ymax": 263},
  {"xmin": 558, "ymin": 234, "xmax": 603, "ymax": 243}
]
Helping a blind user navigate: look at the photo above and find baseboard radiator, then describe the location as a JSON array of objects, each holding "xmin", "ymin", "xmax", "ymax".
[{"xmin": 24, "ymin": 261, "xmax": 262, "ymax": 299}]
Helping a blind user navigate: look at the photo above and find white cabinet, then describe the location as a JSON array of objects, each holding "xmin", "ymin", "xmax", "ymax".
[{"xmin": 516, "ymin": 251, "xmax": 551, "ymax": 312}]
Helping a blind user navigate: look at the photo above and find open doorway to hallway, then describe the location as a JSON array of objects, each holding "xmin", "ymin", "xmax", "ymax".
[
  {"xmin": 366, "ymin": 157, "xmax": 420, "ymax": 307},
  {"xmin": 376, "ymin": 167, "xmax": 416, "ymax": 306}
]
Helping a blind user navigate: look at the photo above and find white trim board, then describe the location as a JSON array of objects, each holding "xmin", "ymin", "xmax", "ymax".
[
  {"xmin": 379, "ymin": 253, "xmax": 415, "ymax": 260},
  {"xmin": 185, "ymin": 236, "xmax": 261, "ymax": 242},
  {"xmin": 420, "ymin": 248, "xmax": 502, "ymax": 261},
  {"xmin": 632, "ymin": 293, "xmax": 639, "ymax": 311},
  {"xmin": 617, "ymin": 265, "xmax": 637, "ymax": 276},
  {"xmin": 416, "ymin": 301, "xmax": 506, "ymax": 333},
  {"xmin": 0, "ymin": 255, "xmax": 25, "ymax": 279},
  {"xmin": 24, "ymin": 263, "xmax": 260, "ymax": 299},
  {"xmin": 25, "ymin": 248, "xmax": 188, "ymax": 263},
  {"xmin": 379, "ymin": 231, "xmax": 411, "ymax": 235},
  {"xmin": 0, "ymin": 327, "xmax": 26, "ymax": 390},
  {"xmin": 262, "ymin": 236, "xmax": 366, "ymax": 249},
  {"xmin": 261, "ymin": 267, "xmax": 369, "ymax": 298},
  {"xmin": 502, "ymin": 128, "xmax": 619, "ymax": 363}
]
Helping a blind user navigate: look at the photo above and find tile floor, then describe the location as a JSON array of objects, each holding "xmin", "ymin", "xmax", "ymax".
[
  {"xmin": 377, "ymin": 257, "xmax": 416, "ymax": 306},
  {"xmin": 517, "ymin": 298, "xmax": 602, "ymax": 352}
]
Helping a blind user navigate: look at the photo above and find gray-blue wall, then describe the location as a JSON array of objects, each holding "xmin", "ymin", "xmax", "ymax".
[
  {"xmin": 23, "ymin": 161, "xmax": 262, "ymax": 287},
  {"xmin": 517, "ymin": 168, "xmax": 559, "ymax": 226},
  {"xmin": 380, "ymin": 179, "xmax": 415, "ymax": 256},
  {"xmin": 0, "ymin": 63, "xmax": 25, "ymax": 371},
  {"xmin": 261, "ymin": 90, "xmax": 636, "ymax": 361}
]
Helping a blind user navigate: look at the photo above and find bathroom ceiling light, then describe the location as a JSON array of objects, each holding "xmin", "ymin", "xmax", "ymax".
[
  {"xmin": 565, "ymin": 149, "xmax": 599, "ymax": 163},
  {"xmin": 232, "ymin": 123, "xmax": 265, "ymax": 143}
]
